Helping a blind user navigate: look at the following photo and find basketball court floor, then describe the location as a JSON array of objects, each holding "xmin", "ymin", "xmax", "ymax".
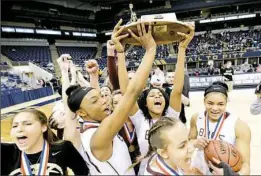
[{"xmin": 1, "ymin": 88, "xmax": 261, "ymax": 174}]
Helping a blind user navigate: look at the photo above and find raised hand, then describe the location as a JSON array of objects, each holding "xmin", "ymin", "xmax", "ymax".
[
  {"xmin": 128, "ymin": 21, "xmax": 156, "ymax": 50},
  {"xmin": 107, "ymin": 40, "xmax": 115, "ymax": 57},
  {"xmin": 111, "ymin": 19, "xmax": 129, "ymax": 53},
  {"xmin": 86, "ymin": 59, "xmax": 99, "ymax": 75},
  {"xmin": 57, "ymin": 54, "xmax": 72, "ymax": 72},
  {"xmin": 177, "ymin": 24, "xmax": 195, "ymax": 49}
]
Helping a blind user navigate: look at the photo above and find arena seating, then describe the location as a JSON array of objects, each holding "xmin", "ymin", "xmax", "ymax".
[
  {"xmin": 101, "ymin": 46, "xmax": 107, "ymax": 57},
  {"xmin": 186, "ymin": 29, "xmax": 261, "ymax": 55},
  {"xmin": 1, "ymin": 46, "xmax": 52, "ymax": 63}
]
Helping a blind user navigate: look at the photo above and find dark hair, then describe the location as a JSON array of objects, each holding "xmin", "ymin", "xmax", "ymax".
[
  {"xmin": 212, "ymin": 81, "xmax": 228, "ymax": 92},
  {"xmin": 66, "ymin": 85, "xmax": 93, "ymax": 113},
  {"xmin": 138, "ymin": 87, "xmax": 169, "ymax": 122},
  {"xmin": 13, "ymin": 109, "xmax": 61, "ymax": 145},
  {"xmin": 57, "ymin": 86, "xmax": 62, "ymax": 96},
  {"xmin": 204, "ymin": 83, "xmax": 228, "ymax": 98}
]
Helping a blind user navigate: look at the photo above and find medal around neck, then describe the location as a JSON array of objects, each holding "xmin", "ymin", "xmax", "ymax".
[{"xmin": 121, "ymin": 13, "xmax": 193, "ymax": 45}]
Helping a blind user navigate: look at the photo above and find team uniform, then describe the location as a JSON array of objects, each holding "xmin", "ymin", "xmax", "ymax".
[
  {"xmin": 79, "ymin": 121, "xmax": 135, "ymax": 175},
  {"xmin": 191, "ymin": 111, "xmax": 238, "ymax": 175},
  {"xmin": 130, "ymin": 107, "xmax": 180, "ymax": 174},
  {"xmin": 144, "ymin": 154, "xmax": 184, "ymax": 175},
  {"xmin": 1, "ymin": 141, "xmax": 89, "ymax": 175}
]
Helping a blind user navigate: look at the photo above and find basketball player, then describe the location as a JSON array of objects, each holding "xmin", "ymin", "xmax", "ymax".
[
  {"xmin": 189, "ymin": 82, "xmax": 251, "ymax": 175},
  {"xmin": 1, "ymin": 109, "xmax": 89, "ymax": 175},
  {"xmin": 222, "ymin": 61, "xmax": 234, "ymax": 92},
  {"xmin": 143, "ymin": 117, "xmax": 203, "ymax": 175},
  {"xmin": 118, "ymin": 23, "xmax": 195, "ymax": 174},
  {"xmin": 143, "ymin": 117, "xmax": 240, "ymax": 176},
  {"xmin": 111, "ymin": 89, "xmax": 141, "ymax": 174},
  {"xmin": 62, "ymin": 20, "xmax": 157, "ymax": 175}
]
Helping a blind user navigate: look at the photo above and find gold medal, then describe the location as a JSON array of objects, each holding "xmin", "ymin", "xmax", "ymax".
[
  {"xmin": 129, "ymin": 145, "xmax": 135, "ymax": 152},
  {"xmin": 34, "ymin": 164, "xmax": 40, "ymax": 174}
]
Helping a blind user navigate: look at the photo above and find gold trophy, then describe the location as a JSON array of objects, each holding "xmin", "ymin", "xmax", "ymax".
[{"xmin": 121, "ymin": 4, "xmax": 193, "ymax": 45}]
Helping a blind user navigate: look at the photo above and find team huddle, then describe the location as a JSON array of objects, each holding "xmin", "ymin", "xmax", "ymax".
[{"xmin": 1, "ymin": 20, "xmax": 251, "ymax": 175}]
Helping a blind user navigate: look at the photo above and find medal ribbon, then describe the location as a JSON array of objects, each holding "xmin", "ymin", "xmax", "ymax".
[
  {"xmin": 156, "ymin": 155, "xmax": 183, "ymax": 175},
  {"xmin": 204, "ymin": 112, "xmax": 227, "ymax": 140},
  {"xmin": 123, "ymin": 123, "xmax": 135, "ymax": 144},
  {"xmin": 21, "ymin": 140, "xmax": 49, "ymax": 176},
  {"xmin": 77, "ymin": 121, "xmax": 100, "ymax": 133}
]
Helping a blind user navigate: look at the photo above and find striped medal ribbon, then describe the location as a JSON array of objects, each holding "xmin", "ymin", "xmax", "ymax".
[
  {"xmin": 77, "ymin": 121, "xmax": 100, "ymax": 133},
  {"xmin": 20, "ymin": 140, "xmax": 49, "ymax": 176},
  {"xmin": 204, "ymin": 112, "xmax": 227, "ymax": 140},
  {"xmin": 123, "ymin": 123, "xmax": 135, "ymax": 144},
  {"xmin": 156, "ymin": 155, "xmax": 183, "ymax": 175}
]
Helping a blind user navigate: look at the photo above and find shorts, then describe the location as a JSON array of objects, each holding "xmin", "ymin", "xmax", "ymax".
[{"xmin": 225, "ymin": 81, "xmax": 233, "ymax": 92}]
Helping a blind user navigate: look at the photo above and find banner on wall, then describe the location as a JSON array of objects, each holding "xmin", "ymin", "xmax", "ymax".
[{"xmin": 185, "ymin": 51, "xmax": 261, "ymax": 62}]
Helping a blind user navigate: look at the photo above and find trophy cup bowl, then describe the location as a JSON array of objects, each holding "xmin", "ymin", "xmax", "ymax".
[{"xmin": 120, "ymin": 13, "xmax": 193, "ymax": 45}]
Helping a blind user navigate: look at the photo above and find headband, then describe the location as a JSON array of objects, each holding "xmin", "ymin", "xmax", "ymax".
[
  {"xmin": 67, "ymin": 87, "xmax": 94, "ymax": 113},
  {"xmin": 204, "ymin": 85, "xmax": 228, "ymax": 97}
]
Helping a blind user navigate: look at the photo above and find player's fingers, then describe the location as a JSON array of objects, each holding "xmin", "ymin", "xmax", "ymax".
[
  {"xmin": 117, "ymin": 33, "xmax": 129, "ymax": 40},
  {"xmin": 115, "ymin": 26, "xmax": 125, "ymax": 37},
  {"xmin": 137, "ymin": 20, "xmax": 143, "ymax": 37},
  {"xmin": 141, "ymin": 22, "xmax": 146, "ymax": 34},
  {"xmin": 128, "ymin": 29, "xmax": 140, "ymax": 41},
  {"xmin": 148, "ymin": 22, "xmax": 152, "ymax": 34},
  {"xmin": 113, "ymin": 19, "xmax": 123, "ymax": 32},
  {"xmin": 212, "ymin": 157, "xmax": 221, "ymax": 165}
]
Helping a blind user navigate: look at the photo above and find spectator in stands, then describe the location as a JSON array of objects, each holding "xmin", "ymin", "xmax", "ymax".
[
  {"xmin": 241, "ymin": 61, "xmax": 250, "ymax": 73},
  {"xmin": 222, "ymin": 61, "xmax": 234, "ymax": 92},
  {"xmin": 207, "ymin": 62, "xmax": 215, "ymax": 75},
  {"xmin": 250, "ymin": 82, "xmax": 261, "ymax": 115}
]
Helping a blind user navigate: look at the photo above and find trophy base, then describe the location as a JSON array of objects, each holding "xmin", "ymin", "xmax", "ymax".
[{"xmin": 121, "ymin": 20, "xmax": 191, "ymax": 45}]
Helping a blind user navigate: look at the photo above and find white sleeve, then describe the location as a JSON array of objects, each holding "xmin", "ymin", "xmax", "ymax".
[
  {"xmin": 166, "ymin": 106, "xmax": 180, "ymax": 119},
  {"xmin": 130, "ymin": 109, "xmax": 145, "ymax": 134},
  {"xmin": 80, "ymin": 129, "xmax": 97, "ymax": 155}
]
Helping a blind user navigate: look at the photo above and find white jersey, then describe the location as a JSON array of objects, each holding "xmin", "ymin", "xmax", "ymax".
[
  {"xmin": 130, "ymin": 106, "xmax": 180, "ymax": 175},
  {"xmin": 191, "ymin": 111, "xmax": 238, "ymax": 175},
  {"xmin": 79, "ymin": 122, "xmax": 135, "ymax": 175},
  {"xmin": 144, "ymin": 154, "xmax": 184, "ymax": 175}
]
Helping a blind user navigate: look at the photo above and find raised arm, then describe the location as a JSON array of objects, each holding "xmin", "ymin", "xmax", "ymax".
[
  {"xmin": 117, "ymin": 44, "xmax": 139, "ymax": 116},
  {"xmin": 69, "ymin": 61, "xmax": 77, "ymax": 85},
  {"xmin": 76, "ymin": 71, "xmax": 90, "ymax": 87},
  {"xmin": 170, "ymin": 25, "xmax": 194, "ymax": 112},
  {"xmin": 91, "ymin": 20, "xmax": 156, "ymax": 161},
  {"xmin": 57, "ymin": 54, "xmax": 81, "ymax": 150},
  {"xmin": 86, "ymin": 59, "xmax": 100, "ymax": 91},
  {"xmin": 107, "ymin": 40, "xmax": 120, "ymax": 90}
]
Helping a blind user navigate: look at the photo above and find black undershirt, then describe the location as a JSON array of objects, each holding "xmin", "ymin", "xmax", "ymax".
[{"xmin": 1, "ymin": 141, "xmax": 89, "ymax": 175}]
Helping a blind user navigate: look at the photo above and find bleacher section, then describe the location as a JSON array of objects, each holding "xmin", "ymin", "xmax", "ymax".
[{"xmin": 1, "ymin": 46, "xmax": 52, "ymax": 63}]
